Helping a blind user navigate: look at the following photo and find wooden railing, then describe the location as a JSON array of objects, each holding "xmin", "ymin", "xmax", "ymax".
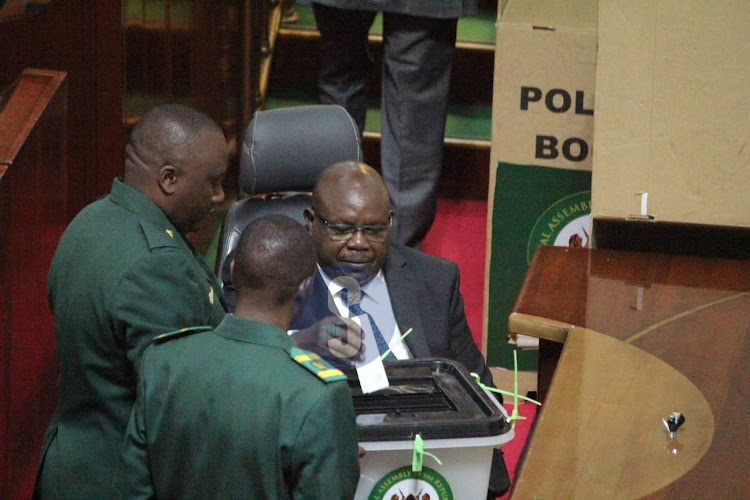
[
  {"xmin": 0, "ymin": 68, "xmax": 67, "ymax": 500},
  {"xmin": 243, "ymin": 0, "xmax": 283, "ymax": 122}
]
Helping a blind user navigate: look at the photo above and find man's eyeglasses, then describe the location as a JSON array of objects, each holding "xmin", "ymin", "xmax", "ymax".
[{"xmin": 314, "ymin": 211, "xmax": 392, "ymax": 242}]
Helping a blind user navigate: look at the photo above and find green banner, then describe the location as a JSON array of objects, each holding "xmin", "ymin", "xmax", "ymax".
[{"xmin": 487, "ymin": 162, "xmax": 591, "ymax": 370}]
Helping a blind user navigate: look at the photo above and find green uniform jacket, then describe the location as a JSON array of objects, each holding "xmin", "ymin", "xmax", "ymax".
[
  {"xmin": 115, "ymin": 314, "xmax": 361, "ymax": 499},
  {"xmin": 36, "ymin": 179, "xmax": 226, "ymax": 499}
]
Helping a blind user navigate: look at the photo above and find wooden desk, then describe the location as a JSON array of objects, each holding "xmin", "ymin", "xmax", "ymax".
[{"xmin": 508, "ymin": 246, "xmax": 750, "ymax": 499}]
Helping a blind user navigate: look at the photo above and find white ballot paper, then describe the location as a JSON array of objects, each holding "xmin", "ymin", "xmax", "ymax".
[
  {"xmin": 356, "ymin": 356, "xmax": 389, "ymax": 394},
  {"xmin": 353, "ymin": 313, "xmax": 389, "ymax": 393}
]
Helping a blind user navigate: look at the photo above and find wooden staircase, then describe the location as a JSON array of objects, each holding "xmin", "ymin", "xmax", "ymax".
[
  {"xmin": 119, "ymin": 1, "xmax": 499, "ymax": 260},
  {"xmin": 265, "ymin": 5, "xmax": 497, "ymax": 201}
]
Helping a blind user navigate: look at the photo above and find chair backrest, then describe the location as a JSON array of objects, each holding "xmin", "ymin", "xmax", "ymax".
[{"xmin": 215, "ymin": 104, "xmax": 362, "ymax": 311}]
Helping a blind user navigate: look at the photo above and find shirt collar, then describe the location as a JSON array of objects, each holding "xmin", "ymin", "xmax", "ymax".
[
  {"xmin": 318, "ymin": 265, "xmax": 387, "ymax": 300},
  {"xmin": 109, "ymin": 178, "xmax": 181, "ymax": 235},
  {"xmin": 214, "ymin": 314, "xmax": 294, "ymax": 352}
]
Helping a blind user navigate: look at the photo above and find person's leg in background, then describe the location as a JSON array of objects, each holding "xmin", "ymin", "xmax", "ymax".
[
  {"xmin": 312, "ymin": 3, "xmax": 377, "ymax": 137},
  {"xmin": 379, "ymin": 12, "xmax": 457, "ymax": 248}
]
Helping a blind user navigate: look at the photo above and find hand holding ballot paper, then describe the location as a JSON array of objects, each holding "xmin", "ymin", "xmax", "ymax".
[
  {"xmin": 291, "ymin": 315, "xmax": 366, "ymax": 363},
  {"xmin": 327, "ymin": 274, "xmax": 399, "ymax": 394}
]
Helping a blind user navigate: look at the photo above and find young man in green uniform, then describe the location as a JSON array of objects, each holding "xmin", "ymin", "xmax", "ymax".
[
  {"xmin": 116, "ymin": 215, "xmax": 361, "ymax": 499},
  {"xmin": 35, "ymin": 104, "xmax": 229, "ymax": 499}
]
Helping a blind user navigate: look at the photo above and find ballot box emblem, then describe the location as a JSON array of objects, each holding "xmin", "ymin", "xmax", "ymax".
[
  {"xmin": 368, "ymin": 465, "xmax": 453, "ymax": 500},
  {"xmin": 351, "ymin": 359, "xmax": 512, "ymax": 500},
  {"xmin": 527, "ymin": 189, "xmax": 591, "ymax": 263}
]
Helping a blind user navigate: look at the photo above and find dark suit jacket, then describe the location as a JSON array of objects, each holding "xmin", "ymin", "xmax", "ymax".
[{"xmin": 291, "ymin": 243, "xmax": 494, "ymax": 387}]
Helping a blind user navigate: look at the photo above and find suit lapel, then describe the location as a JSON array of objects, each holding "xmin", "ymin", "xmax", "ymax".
[
  {"xmin": 293, "ymin": 253, "xmax": 433, "ymax": 359},
  {"xmin": 384, "ymin": 245, "xmax": 431, "ymax": 358}
]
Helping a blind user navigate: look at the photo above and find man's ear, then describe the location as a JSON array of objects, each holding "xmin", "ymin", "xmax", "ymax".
[
  {"xmin": 157, "ymin": 164, "xmax": 178, "ymax": 195},
  {"xmin": 303, "ymin": 209, "xmax": 314, "ymax": 231}
]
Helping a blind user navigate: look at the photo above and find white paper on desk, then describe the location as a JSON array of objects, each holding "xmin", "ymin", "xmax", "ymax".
[
  {"xmin": 357, "ymin": 356, "xmax": 389, "ymax": 394},
  {"xmin": 508, "ymin": 334, "xmax": 539, "ymax": 349}
]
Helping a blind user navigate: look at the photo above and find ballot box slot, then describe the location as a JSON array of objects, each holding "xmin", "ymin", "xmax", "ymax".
[
  {"xmin": 347, "ymin": 358, "xmax": 511, "ymax": 441},
  {"xmin": 351, "ymin": 379, "xmax": 457, "ymax": 414}
]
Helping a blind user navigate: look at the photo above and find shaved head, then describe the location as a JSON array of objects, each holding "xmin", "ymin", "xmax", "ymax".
[
  {"xmin": 125, "ymin": 104, "xmax": 224, "ymax": 180},
  {"xmin": 123, "ymin": 104, "xmax": 228, "ymax": 234},
  {"xmin": 233, "ymin": 215, "xmax": 315, "ymax": 307},
  {"xmin": 311, "ymin": 161, "xmax": 390, "ymax": 213}
]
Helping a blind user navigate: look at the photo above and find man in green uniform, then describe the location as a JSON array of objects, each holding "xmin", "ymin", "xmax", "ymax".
[
  {"xmin": 116, "ymin": 215, "xmax": 361, "ymax": 499},
  {"xmin": 35, "ymin": 104, "xmax": 229, "ymax": 499}
]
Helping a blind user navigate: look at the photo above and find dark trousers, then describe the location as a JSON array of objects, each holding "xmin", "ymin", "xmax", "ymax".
[{"xmin": 313, "ymin": 4, "xmax": 458, "ymax": 247}]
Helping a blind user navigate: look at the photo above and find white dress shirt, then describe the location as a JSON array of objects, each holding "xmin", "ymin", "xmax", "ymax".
[{"xmin": 319, "ymin": 266, "xmax": 412, "ymax": 361}]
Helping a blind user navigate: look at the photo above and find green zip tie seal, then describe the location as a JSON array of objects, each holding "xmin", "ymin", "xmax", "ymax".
[
  {"xmin": 411, "ymin": 434, "xmax": 443, "ymax": 474},
  {"xmin": 379, "ymin": 327, "xmax": 413, "ymax": 361},
  {"xmin": 470, "ymin": 351, "xmax": 541, "ymax": 429}
]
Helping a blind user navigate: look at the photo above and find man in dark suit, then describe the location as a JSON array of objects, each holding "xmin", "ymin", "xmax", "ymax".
[
  {"xmin": 35, "ymin": 104, "xmax": 229, "ymax": 499},
  {"xmin": 115, "ymin": 215, "xmax": 361, "ymax": 499},
  {"xmin": 291, "ymin": 161, "xmax": 508, "ymax": 497},
  {"xmin": 306, "ymin": 0, "xmax": 479, "ymax": 247},
  {"xmin": 292, "ymin": 160, "xmax": 492, "ymax": 383}
]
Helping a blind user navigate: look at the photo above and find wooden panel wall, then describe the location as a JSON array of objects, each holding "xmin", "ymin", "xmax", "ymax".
[
  {"xmin": 0, "ymin": 0, "xmax": 123, "ymax": 218},
  {"xmin": 0, "ymin": 69, "xmax": 68, "ymax": 500},
  {"xmin": 0, "ymin": 3, "xmax": 123, "ymax": 498}
]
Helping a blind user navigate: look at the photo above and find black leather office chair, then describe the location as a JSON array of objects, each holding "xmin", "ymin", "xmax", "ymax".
[{"xmin": 215, "ymin": 104, "xmax": 362, "ymax": 311}]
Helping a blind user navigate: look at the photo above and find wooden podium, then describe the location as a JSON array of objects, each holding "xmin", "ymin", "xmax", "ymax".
[
  {"xmin": 508, "ymin": 245, "xmax": 750, "ymax": 498},
  {"xmin": 0, "ymin": 69, "xmax": 67, "ymax": 499}
]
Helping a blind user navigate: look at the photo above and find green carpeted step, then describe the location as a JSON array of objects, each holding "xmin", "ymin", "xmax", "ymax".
[
  {"xmin": 123, "ymin": 0, "xmax": 192, "ymax": 28},
  {"xmin": 123, "ymin": 1, "xmax": 496, "ymax": 47},
  {"xmin": 265, "ymin": 89, "xmax": 491, "ymax": 144},
  {"xmin": 281, "ymin": 5, "xmax": 496, "ymax": 49}
]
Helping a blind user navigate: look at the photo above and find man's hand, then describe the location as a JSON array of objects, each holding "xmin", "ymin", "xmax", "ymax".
[{"xmin": 291, "ymin": 316, "xmax": 365, "ymax": 364}]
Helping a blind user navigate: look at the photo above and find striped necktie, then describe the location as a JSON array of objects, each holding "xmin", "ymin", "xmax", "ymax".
[{"xmin": 341, "ymin": 288, "xmax": 396, "ymax": 360}]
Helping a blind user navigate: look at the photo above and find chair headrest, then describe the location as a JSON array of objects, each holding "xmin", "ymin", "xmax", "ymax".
[{"xmin": 239, "ymin": 105, "xmax": 362, "ymax": 195}]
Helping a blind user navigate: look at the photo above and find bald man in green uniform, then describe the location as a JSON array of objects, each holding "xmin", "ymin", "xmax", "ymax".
[
  {"xmin": 116, "ymin": 215, "xmax": 361, "ymax": 499},
  {"xmin": 35, "ymin": 104, "xmax": 230, "ymax": 499}
]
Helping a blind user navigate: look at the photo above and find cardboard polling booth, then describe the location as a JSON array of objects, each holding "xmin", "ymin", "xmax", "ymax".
[
  {"xmin": 485, "ymin": 0, "xmax": 597, "ymax": 371},
  {"xmin": 592, "ymin": 0, "xmax": 750, "ymax": 227},
  {"xmin": 351, "ymin": 359, "xmax": 512, "ymax": 500}
]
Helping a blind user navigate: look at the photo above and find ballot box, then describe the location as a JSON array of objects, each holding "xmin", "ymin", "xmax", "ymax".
[{"xmin": 349, "ymin": 359, "xmax": 513, "ymax": 500}]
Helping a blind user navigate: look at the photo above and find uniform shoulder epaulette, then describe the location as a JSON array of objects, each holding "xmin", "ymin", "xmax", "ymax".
[
  {"xmin": 290, "ymin": 347, "xmax": 348, "ymax": 383},
  {"xmin": 153, "ymin": 325, "xmax": 212, "ymax": 344},
  {"xmin": 139, "ymin": 220, "xmax": 183, "ymax": 250}
]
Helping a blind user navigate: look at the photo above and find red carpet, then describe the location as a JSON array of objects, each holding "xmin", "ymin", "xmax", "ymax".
[
  {"xmin": 421, "ymin": 199, "xmax": 487, "ymax": 348},
  {"xmin": 422, "ymin": 198, "xmax": 535, "ymax": 499},
  {"xmin": 497, "ymin": 402, "xmax": 536, "ymax": 499}
]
